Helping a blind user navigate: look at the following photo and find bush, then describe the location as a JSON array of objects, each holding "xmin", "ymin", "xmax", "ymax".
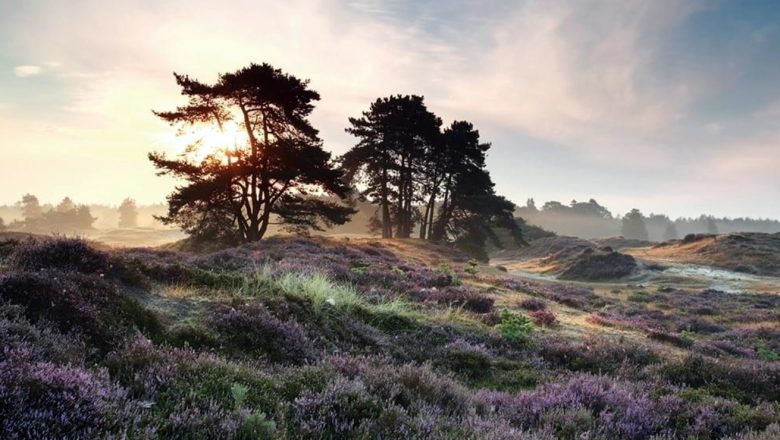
[
  {"xmin": 410, "ymin": 287, "xmax": 494, "ymax": 314},
  {"xmin": 211, "ymin": 303, "xmax": 312, "ymax": 363},
  {"xmin": 0, "ymin": 272, "xmax": 156, "ymax": 353},
  {"xmin": 495, "ymin": 309, "xmax": 533, "ymax": 343},
  {"xmin": 519, "ymin": 298, "xmax": 547, "ymax": 311},
  {"xmin": 9, "ymin": 237, "xmax": 109, "ymax": 274},
  {"xmin": 540, "ymin": 336, "xmax": 659, "ymax": 374},
  {"xmin": 661, "ymin": 355, "xmax": 780, "ymax": 404},
  {"xmin": 530, "ymin": 310, "xmax": 557, "ymax": 327},
  {"xmin": 433, "ymin": 340, "xmax": 493, "ymax": 380},
  {"xmin": 0, "ymin": 356, "xmax": 130, "ymax": 439}
]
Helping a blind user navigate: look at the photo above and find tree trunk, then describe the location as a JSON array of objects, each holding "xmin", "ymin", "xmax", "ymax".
[{"xmin": 381, "ymin": 167, "xmax": 392, "ymax": 238}]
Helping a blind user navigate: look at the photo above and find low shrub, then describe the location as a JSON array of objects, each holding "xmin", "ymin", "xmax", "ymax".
[
  {"xmin": 540, "ymin": 335, "xmax": 660, "ymax": 374},
  {"xmin": 410, "ymin": 287, "xmax": 495, "ymax": 314},
  {"xmin": 0, "ymin": 356, "xmax": 131, "ymax": 439},
  {"xmin": 661, "ymin": 355, "xmax": 780, "ymax": 404},
  {"xmin": 495, "ymin": 309, "xmax": 533, "ymax": 344},
  {"xmin": 530, "ymin": 310, "xmax": 557, "ymax": 327},
  {"xmin": 0, "ymin": 271, "xmax": 157, "ymax": 353},
  {"xmin": 9, "ymin": 237, "xmax": 110, "ymax": 274},
  {"xmin": 519, "ymin": 298, "xmax": 547, "ymax": 311},
  {"xmin": 211, "ymin": 303, "xmax": 313, "ymax": 363},
  {"xmin": 433, "ymin": 339, "xmax": 493, "ymax": 380}
]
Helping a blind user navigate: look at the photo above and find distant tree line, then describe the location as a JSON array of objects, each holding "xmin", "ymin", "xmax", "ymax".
[
  {"xmin": 1, "ymin": 195, "xmax": 150, "ymax": 233},
  {"xmin": 9, "ymin": 194, "xmax": 97, "ymax": 233},
  {"xmin": 150, "ymin": 63, "xmax": 522, "ymax": 259},
  {"xmin": 517, "ymin": 198, "xmax": 780, "ymax": 241}
]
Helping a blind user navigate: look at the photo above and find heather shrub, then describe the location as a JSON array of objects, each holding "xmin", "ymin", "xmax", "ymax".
[
  {"xmin": 433, "ymin": 339, "xmax": 493, "ymax": 380},
  {"xmin": 540, "ymin": 335, "xmax": 659, "ymax": 374},
  {"xmin": 292, "ymin": 379, "xmax": 415, "ymax": 438},
  {"xmin": 327, "ymin": 357, "xmax": 472, "ymax": 416},
  {"xmin": 647, "ymin": 330, "xmax": 694, "ymax": 348},
  {"xmin": 210, "ymin": 302, "xmax": 313, "ymax": 362},
  {"xmin": 106, "ymin": 340, "xmax": 280, "ymax": 437},
  {"xmin": 8, "ymin": 237, "xmax": 110, "ymax": 274},
  {"xmin": 675, "ymin": 317, "xmax": 725, "ymax": 334},
  {"xmin": 660, "ymin": 355, "xmax": 780, "ymax": 403},
  {"xmin": 0, "ymin": 271, "xmax": 158, "ymax": 353},
  {"xmin": 530, "ymin": 310, "xmax": 557, "ymax": 327},
  {"xmin": 511, "ymin": 374, "xmax": 678, "ymax": 440},
  {"xmin": 410, "ymin": 286, "xmax": 494, "ymax": 313},
  {"xmin": 520, "ymin": 298, "xmax": 547, "ymax": 311},
  {"xmin": 0, "ymin": 302, "xmax": 86, "ymax": 365},
  {"xmin": 726, "ymin": 423, "xmax": 780, "ymax": 440},
  {"xmin": 0, "ymin": 356, "xmax": 130, "ymax": 439}
]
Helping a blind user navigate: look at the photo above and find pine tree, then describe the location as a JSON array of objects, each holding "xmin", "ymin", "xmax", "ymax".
[
  {"xmin": 621, "ymin": 209, "xmax": 649, "ymax": 240},
  {"xmin": 149, "ymin": 63, "xmax": 355, "ymax": 243},
  {"xmin": 663, "ymin": 221, "xmax": 679, "ymax": 241},
  {"xmin": 18, "ymin": 194, "xmax": 42, "ymax": 220},
  {"xmin": 342, "ymin": 95, "xmax": 441, "ymax": 238},
  {"xmin": 118, "ymin": 198, "xmax": 139, "ymax": 228},
  {"xmin": 343, "ymin": 104, "xmax": 522, "ymax": 259},
  {"xmin": 706, "ymin": 217, "xmax": 719, "ymax": 235}
]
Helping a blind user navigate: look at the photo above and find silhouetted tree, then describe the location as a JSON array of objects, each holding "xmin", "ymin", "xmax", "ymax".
[
  {"xmin": 663, "ymin": 221, "xmax": 679, "ymax": 241},
  {"xmin": 118, "ymin": 198, "xmax": 139, "ymax": 228},
  {"xmin": 56, "ymin": 197, "xmax": 75, "ymax": 212},
  {"xmin": 428, "ymin": 121, "xmax": 522, "ymax": 252},
  {"xmin": 149, "ymin": 63, "xmax": 354, "ymax": 243},
  {"xmin": 706, "ymin": 217, "xmax": 719, "ymax": 235},
  {"xmin": 345, "ymin": 105, "xmax": 522, "ymax": 258},
  {"xmin": 18, "ymin": 194, "xmax": 42, "ymax": 220},
  {"xmin": 621, "ymin": 209, "xmax": 648, "ymax": 240},
  {"xmin": 526, "ymin": 198, "xmax": 538, "ymax": 213},
  {"xmin": 42, "ymin": 204, "xmax": 96, "ymax": 231},
  {"xmin": 343, "ymin": 95, "xmax": 441, "ymax": 238},
  {"xmin": 0, "ymin": 217, "xmax": 5, "ymax": 232}
]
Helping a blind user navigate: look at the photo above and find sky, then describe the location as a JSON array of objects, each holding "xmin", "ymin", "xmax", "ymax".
[{"xmin": 0, "ymin": 0, "xmax": 779, "ymax": 219}]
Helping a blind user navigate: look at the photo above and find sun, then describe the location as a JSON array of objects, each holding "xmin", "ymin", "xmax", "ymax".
[{"xmin": 155, "ymin": 121, "xmax": 247, "ymax": 162}]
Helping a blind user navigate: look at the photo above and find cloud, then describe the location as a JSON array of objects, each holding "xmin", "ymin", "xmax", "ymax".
[
  {"xmin": 13, "ymin": 65, "xmax": 42, "ymax": 77},
  {"xmin": 1, "ymin": 0, "xmax": 779, "ymax": 217}
]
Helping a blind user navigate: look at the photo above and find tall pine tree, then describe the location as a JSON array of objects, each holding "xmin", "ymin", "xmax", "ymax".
[{"xmin": 150, "ymin": 63, "xmax": 354, "ymax": 243}]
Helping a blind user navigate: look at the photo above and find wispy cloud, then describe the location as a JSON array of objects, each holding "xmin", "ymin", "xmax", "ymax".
[
  {"xmin": 0, "ymin": 0, "xmax": 778, "ymax": 217},
  {"xmin": 13, "ymin": 65, "xmax": 42, "ymax": 77}
]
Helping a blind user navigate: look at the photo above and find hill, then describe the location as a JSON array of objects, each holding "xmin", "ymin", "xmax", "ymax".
[
  {"xmin": 626, "ymin": 232, "xmax": 780, "ymax": 277},
  {"xmin": 1, "ymin": 234, "xmax": 779, "ymax": 438},
  {"xmin": 493, "ymin": 235, "xmax": 639, "ymax": 281}
]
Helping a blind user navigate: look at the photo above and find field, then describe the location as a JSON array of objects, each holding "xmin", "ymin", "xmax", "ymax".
[{"xmin": 1, "ymin": 233, "xmax": 779, "ymax": 439}]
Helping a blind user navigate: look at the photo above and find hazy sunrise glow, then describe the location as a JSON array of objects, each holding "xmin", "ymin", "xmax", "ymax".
[{"xmin": 1, "ymin": 0, "xmax": 779, "ymax": 218}]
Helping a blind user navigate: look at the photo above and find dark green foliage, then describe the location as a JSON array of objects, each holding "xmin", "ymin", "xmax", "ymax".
[
  {"xmin": 495, "ymin": 309, "xmax": 534, "ymax": 344},
  {"xmin": 342, "ymin": 97, "xmax": 522, "ymax": 258}
]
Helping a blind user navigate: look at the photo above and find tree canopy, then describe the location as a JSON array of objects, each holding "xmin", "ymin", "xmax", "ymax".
[
  {"xmin": 621, "ymin": 209, "xmax": 649, "ymax": 241},
  {"xmin": 12, "ymin": 195, "xmax": 95, "ymax": 232},
  {"xmin": 150, "ymin": 63, "xmax": 355, "ymax": 243},
  {"xmin": 342, "ymin": 95, "xmax": 522, "ymax": 259},
  {"xmin": 118, "ymin": 198, "xmax": 139, "ymax": 228}
]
